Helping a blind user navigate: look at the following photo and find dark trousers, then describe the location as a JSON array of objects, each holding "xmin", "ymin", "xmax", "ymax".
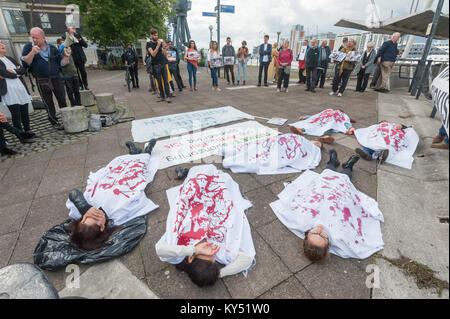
[
  {"xmin": 326, "ymin": 162, "xmax": 353, "ymax": 180},
  {"xmin": 258, "ymin": 62, "xmax": 270, "ymax": 85},
  {"xmin": 169, "ymin": 67, "xmax": 183, "ymax": 90},
  {"xmin": 298, "ymin": 68, "xmax": 306, "ymax": 83},
  {"xmin": 277, "ymin": 67, "xmax": 290, "ymax": 89},
  {"xmin": 0, "ymin": 121, "xmax": 23, "ymax": 148},
  {"xmin": 6, "ymin": 103, "xmax": 30, "ymax": 132},
  {"xmin": 130, "ymin": 64, "xmax": 139, "ymax": 87},
  {"xmin": 356, "ymin": 70, "xmax": 370, "ymax": 92},
  {"xmin": 370, "ymin": 64, "xmax": 381, "ymax": 87},
  {"xmin": 63, "ymin": 77, "xmax": 81, "ymax": 106},
  {"xmin": 224, "ymin": 65, "xmax": 235, "ymax": 84},
  {"xmin": 37, "ymin": 77, "xmax": 67, "ymax": 125},
  {"xmin": 154, "ymin": 64, "xmax": 171, "ymax": 99},
  {"xmin": 332, "ymin": 69, "xmax": 352, "ymax": 94},
  {"xmin": 74, "ymin": 60, "xmax": 88, "ymax": 89},
  {"xmin": 316, "ymin": 67, "xmax": 328, "ymax": 88},
  {"xmin": 176, "ymin": 64, "xmax": 185, "ymax": 87},
  {"xmin": 306, "ymin": 67, "xmax": 318, "ymax": 90}
]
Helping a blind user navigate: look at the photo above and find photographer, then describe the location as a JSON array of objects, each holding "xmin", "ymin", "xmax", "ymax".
[
  {"xmin": 147, "ymin": 29, "xmax": 171, "ymax": 103},
  {"xmin": 65, "ymin": 27, "xmax": 89, "ymax": 90}
]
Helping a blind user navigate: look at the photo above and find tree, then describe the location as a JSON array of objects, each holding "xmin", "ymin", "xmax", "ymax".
[{"xmin": 66, "ymin": 0, "xmax": 175, "ymax": 48}]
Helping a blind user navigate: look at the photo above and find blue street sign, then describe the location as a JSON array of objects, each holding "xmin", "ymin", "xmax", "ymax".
[
  {"xmin": 202, "ymin": 12, "xmax": 217, "ymax": 17},
  {"xmin": 214, "ymin": 5, "xmax": 235, "ymax": 13}
]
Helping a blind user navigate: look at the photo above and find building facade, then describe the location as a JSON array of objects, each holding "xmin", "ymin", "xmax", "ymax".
[{"xmin": 289, "ymin": 24, "xmax": 305, "ymax": 57}]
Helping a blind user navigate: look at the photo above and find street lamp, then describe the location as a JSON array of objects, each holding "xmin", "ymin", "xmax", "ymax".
[
  {"xmin": 277, "ymin": 31, "xmax": 281, "ymax": 48},
  {"xmin": 209, "ymin": 25, "xmax": 214, "ymax": 43}
]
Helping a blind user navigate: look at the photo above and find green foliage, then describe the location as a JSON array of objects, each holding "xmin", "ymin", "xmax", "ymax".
[
  {"xmin": 66, "ymin": 0, "xmax": 175, "ymax": 48},
  {"xmin": 198, "ymin": 48, "xmax": 206, "ymax": 67}
]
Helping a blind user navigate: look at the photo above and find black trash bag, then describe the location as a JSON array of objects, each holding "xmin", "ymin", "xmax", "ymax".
[{"xmin": 33, "ymin": 216, "xmax": 147, "ymax": 271}]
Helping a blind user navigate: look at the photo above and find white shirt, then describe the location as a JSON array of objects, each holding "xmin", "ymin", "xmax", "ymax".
[
  {"xmin": 66, "ymin": 154, "xmax": 160, "ymax": 225},
  {"xmin": 0, "ymin": 56, "xmax": 32, "ymax": 106},
  {"xmin": 289, "ymin": 109, "xmax": 352, "ymax": 137},
  {"xmin": 156, "ymin": 164, "xmax": 256, "ymax": 277},
  {"xmin": 270, "ymin": 169, "xmax": 384, "ymax": 259},
  {"xmin": 355, "ymin": 123, "xmax": 419, "ymax": 169},
  {"xmin": 263, "ymin": 44, "xmax": 269, "ymax": 63},
  {"xmin": 223, "ymin": 133, "xmax": 321, "ymax": 175}
]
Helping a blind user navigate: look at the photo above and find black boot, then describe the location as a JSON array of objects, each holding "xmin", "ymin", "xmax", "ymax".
[
  {"xmin": 342, "ymin": 154, "xmax": 360, "ymax": 170},
  {"xmin": 327, "ymin": 149, "xmax": 340, "ymax": 168},
  {"xmin": 144, "ymin": 139, "xmax": 157, "ymax": 155},
  {"xmin": 125, "ymin": 141, "xmax": 142, "ymax": 155},
  {"xmin": 0, "ymin": 147, "xmax": 18, "ymax": 156},
  {"xmin": 175, "ymin": 166, "xmax": 190, "ymax": 180},
  {"xmin": 18, "ymin": 132, "xmax": 35, "ymax": 144},
  {"xmin": 69, "ymin": 189, "xmax": 91, "ymax": 214},
  {"xmin": 355, "ymin": 148, "xmax": 372, "ymax": 161}
]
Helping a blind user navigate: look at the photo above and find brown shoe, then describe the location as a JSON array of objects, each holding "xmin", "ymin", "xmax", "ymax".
[
  {"xmin": 318, "ymin": 135, "xmax": 335, "ymax": 144},
  {"xmin": 432, "ymin": 135, "xmax": 445, "ymax": 144},
  {"xmin": 355, "ymin": 148, "xmax": 373, "ymax": 161},
  {"xmin": 378, "ymin": 149, "xmax": 390, "ymax": 164},
  {"xmin": 431, "ymin": 142, "xmax": 449, "ymax": 149},
  {"xmin": 290, "ymin": 126, "xmax": 303, "ymax": 135}
]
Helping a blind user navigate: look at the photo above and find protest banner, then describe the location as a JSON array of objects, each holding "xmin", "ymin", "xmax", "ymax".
[
  {"xmin": 131, "ymin": 106, "xmax": 254, "ymax": 143},
  {"xmin": 150, "ymin": 121, "xmax": 278, "ymax": 169}
]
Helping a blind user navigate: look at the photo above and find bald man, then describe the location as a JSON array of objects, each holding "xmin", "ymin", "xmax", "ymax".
[
  {"xmin": 22, "ymin": 27, "xmax": 71, "ymax": 130},
  {"xmin": 374, "ymin": 32, "xmax": 401, "ymax": 93}
]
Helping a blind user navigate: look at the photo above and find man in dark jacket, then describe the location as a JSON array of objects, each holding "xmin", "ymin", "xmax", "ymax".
[
  {"xmin": 305, "ymin": 38, "xmax": 320, "ymax": 93},
  {"xmin": 374, "ymin": 32, "xmax": 401, "ymax": 93},
  {"xmin": 167, "ymin": 41, "xmax": 183, "ymax": 92},
  {"xmin": 122, "ymin": 43, "xmax": 139, "ymax": 89},
  {"xmin": 258, "ymin": 35, "xmax": 272, "ymax": 87},
  {"xmin": 22, "ymin": 27, "xmax": 71, "ymax": 130},
  {"xmin": 222, "ymin": 37, "xmax": 236, "ymax": 85},
  {"xmin": 65, "ymin": 27, "xmax": 89, "ymax": 90},
  {"xmin": 315, "ymin": 40, "xmax": 331, "ymax": 89}
]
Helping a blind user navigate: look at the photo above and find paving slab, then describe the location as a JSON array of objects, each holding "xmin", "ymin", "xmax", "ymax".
[{"xmin": 257, "ymin": 276, "xmax": 313, "ymax": 299}]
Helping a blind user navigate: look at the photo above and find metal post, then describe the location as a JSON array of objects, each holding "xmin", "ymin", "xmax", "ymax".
[
  {"xmin": 411, "ymin": 0, "xmax": 444, "ymax": 97},
  {"xmin": 217, "ymin": 0, "xmax": 221, "ymax": 77}
]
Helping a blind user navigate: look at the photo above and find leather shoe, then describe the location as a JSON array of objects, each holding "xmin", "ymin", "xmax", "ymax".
[{"xmin": 125, "ymin": 141, "xmax": 142, "ymax": 155}]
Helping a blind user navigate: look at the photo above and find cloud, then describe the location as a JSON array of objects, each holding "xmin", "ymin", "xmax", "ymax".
[{"xmin": 184, "ymin": 0, "xmax": 449, "ymax": 50}]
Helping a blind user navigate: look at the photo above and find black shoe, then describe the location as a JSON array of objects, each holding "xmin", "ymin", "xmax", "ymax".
[
  {"xmin": 68, "ymin": 189, "xmax": 91, "ymax": 214},
  {"xmin": 0, "ymin": 147, "xmax": 18, "ymax": 156},
  {"xmin": 179, "ymin": 88, "xmax": 183, "ymax": 92},
  {"xmin": 25, "ymin": 131, "xmax": 37, "ymax": 138},
  {"xmin": 144, "ymin": 139, "xmax": 157, "ymax": 155},
  {"xmin": 182, "ymin": 85, "xmax": 187, "ymax": 89},
  {"xmin": 342, "ymin": 154, "xmax": 360, "ymax": 170},
  {"xmin": 175, "ymin": 166, "xmax": 190, "ymax": 180},
  {"xmin": 126, "ymin": 141, "xmax": 142, "ymax": 155},
  {"xmin": 237, "ymin": 81, "xmax": 240, "ymax": 85},
  {"xmin": 18, "ymin": 132, "xmax": 35, "ymax": 143},
  {"xmin": 52, "ymin": 123, "xmax": 64, "ymax": 130},
  {"xmin": 355, "ymin": 148, "xmax": 372, "ymax": 161},
  {"xmin": 305, "ymin": 88, "xmax": 311, "ymax": 92},
  {"xmin": 311, "ymin": 89, "xmax": 316, "ymax": 93},
  {"xmin": 84, "ymin": 87, "xmax": 90, "ymax": 91},
  {"xmin": 378, "ymin": 149, "xmax": 389, "ymax": 164},
  {"xmin": 327, "ymin": 149, "xmax": 340, "ymax": 168},
  {"xmin": 243, "ymin": 81, "xmax": 246, "ymax": 85},
  {"xmin": 264, "ymin": 83, "xmax": 269, "ymax": 87},
  {"xmin": 257, "ymin": 83, "xmax": 261, "ymax": 87}
]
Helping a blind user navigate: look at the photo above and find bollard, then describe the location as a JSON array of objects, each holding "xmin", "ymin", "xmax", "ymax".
[
  {"xmin": 96, "ymin": 93, "xmax": 116, "ymax": 114},
  {"xmin": 60, "ymin": 105, "xmax": 89, "ymax": 133},
  {"xmin": 80, "ymin": 90, "xmax": 95, "ymax": 106}
]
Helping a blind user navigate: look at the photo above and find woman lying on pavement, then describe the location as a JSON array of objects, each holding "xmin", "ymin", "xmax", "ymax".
[
  {"xmin": 156, "ymin": 164, "xmax": 256, "ymax": 287},
  {"xmin": 289, "ymin": 108, "xmax": 356, "ymax": 145},
  {"xmin": 270, "ymin": 150, "xmax": 384, "ymax": 262},
  {"xmin": 66, "ymin": 140, "xmax": 158, "ymax": 251},
  {"xmin": 354, "ymin": 121, "xmax": 419, "ymax": 169},
  {"xmin": 222, "ymin": 133, "xmax": 322, "ymax": 175}
]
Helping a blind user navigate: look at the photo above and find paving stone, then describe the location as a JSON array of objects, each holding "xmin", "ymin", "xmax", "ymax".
[
  {"xmin": 257, "ymin": 220, "xmax": 312, "ymax": 273},
  {"xmin": 35, "ymin": 168, "xmax": 84, "ymax": 199},
  {"xmin": 244, "ymin": 187, "xmax": 279, "ymax": 229},
  {"xmin": 257, "ymin": 276, "xmax": 313, "ymax": 299},
  {"xmin": 0, "ymin": 201, "xmax": 32, "ymax": 236},
  {"xmin": 0, "ymin": 232, "xmax": 19, "ymax": 268},
  {"xmin": 222, "ymin": 231, "xmax": 291, "ymax": 298},
  {"xmin": 295, "ymin": 254, "xmax": 371, "ymax": 299},
  {"xmin": 140, "ymin": 220, "xmax": 170, "ymax": 276},
  {"xmin": 0, "ymin": 178, "xmax": 41, "ymax": 207}
]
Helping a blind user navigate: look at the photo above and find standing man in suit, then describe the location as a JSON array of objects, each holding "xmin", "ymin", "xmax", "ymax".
[
  {"xmin": 355, "ymin": 43, "xmax": 377, "ymax": 92},
  {"xmin": 257, "ymin": 35, "xmax": 272, "ymax": 87}
]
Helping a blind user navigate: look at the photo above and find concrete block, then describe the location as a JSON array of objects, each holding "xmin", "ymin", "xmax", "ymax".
[
  {"xmin": 60, "ymin": 106, "xmax": 89, "ymax": 133},
  {"xmin": 80, "ymin": 90, "xmax": 95, "ymax": 106},
  {"xmin": 96, "ymin": 93, "xmax": 116, "ymax": 114}
]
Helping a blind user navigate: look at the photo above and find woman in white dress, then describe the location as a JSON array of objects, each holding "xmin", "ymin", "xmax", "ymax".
[{"xmin": 0, "ymin": 40, "xmax": 35, "ymax": 140}]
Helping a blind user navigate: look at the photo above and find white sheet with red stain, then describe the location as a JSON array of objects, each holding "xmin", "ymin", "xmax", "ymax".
[
  {"xmin": 270, "ymin": 169, "xmax": 384, "ymax": 259},
  {"xmin": 158, "ymin": 165, "xmax": 255, "ymax": 268},
  {"xmin": 355, "ymin": 123, "xmax": 419, "ymax": 169},
  {"xmin": 67, "ymin": 154, "xmax": 159, "ymax": 226},
  {"xmin": 289, "ymin": 109, "xmax": 352, "ymax": 137},
  {"xmin": 223, "ymin": 134, "xmax": 321, "ymax": 175}
]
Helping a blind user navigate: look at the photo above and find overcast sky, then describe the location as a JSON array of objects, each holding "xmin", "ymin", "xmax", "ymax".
[{"xmin": 184, "ymin": 0, "xmax": 449, "ymax": 50}]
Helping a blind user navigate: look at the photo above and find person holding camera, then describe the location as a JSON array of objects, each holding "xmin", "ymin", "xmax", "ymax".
[
  {"xmin": 147, "ymin": 29, "xmax": 171, "ymax": 103},
  {"xmin": 65, "ymin": 27, "xmax": 89, "ymax": 90}
]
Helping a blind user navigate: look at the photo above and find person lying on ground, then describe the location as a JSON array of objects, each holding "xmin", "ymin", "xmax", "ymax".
[
  {"xmin": 222, "ymin": 133, "xmax": 322, "ymax": 175},
  {"xmin": 354, "ymin": 121, "xmax": 419, "ymax": 169},
  {"xmin": 66, "ymin": 140, "xmax": 158, "ymax": 251},
  {"xmin": 289, "ymin": 109, "xmax": 356, "ymax": 145},
  {"xmin": 156, "ymin": 164, "xmax": 256, "ymax": 288},
  {"xmin": 270, "ymin": 150, "xmax": 384, "ymax": 262},
  {"xmin": 431, "ymin": 125, "xmax": 449, "ymax": 150},
  {"xmin": 0, "ymin": 111, "xmax": 35, "ymax": 156}
]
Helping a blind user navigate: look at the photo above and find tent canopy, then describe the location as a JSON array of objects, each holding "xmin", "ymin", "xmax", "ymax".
[{"xmin": 335, "ymin": 9, "xmax": 449, "ymax": 40}]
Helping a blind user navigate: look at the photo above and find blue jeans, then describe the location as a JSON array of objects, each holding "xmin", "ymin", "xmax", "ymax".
[
  {"xmin": 187, "ymin": 62, "xmax": 197, "ymax": 88},
  {"xmin": 439, "ymin": 125, "xmax": 449, "ymax": 144},
  {"xmin": 238, "ymin": 62, "xmax": 247, "ymax": 82},
  {"xmin": 363, "ymin": 147, "xmax": 375, "ymax": 156},
  {"xmin": 210, "ymin": 67, "xmax": 218, "ymax": 86}
]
